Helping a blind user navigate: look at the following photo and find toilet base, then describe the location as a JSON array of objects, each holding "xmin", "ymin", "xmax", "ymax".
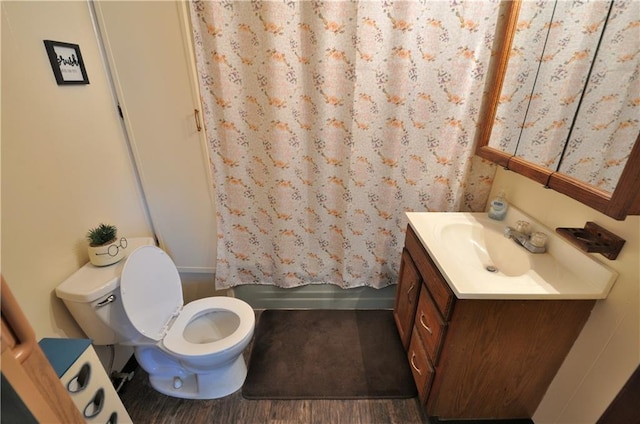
[{"xmin": 147, "ymin": 355, "xmax": 248, "ymax": 400}]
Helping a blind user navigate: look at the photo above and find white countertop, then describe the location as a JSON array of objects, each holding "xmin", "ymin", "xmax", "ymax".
[{"xmin": 406, "ymin": 208, "xmax": 618, "ymax": 300}]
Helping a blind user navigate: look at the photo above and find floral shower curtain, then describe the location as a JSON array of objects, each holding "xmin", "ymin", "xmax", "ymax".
[{"xmin": 190, "ymin": 1, "xmax": 498, "ymax": 289}]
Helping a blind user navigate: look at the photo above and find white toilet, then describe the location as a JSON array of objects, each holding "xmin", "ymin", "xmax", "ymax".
[{"xmin": 56, "ymin": 238, "xmax": 255, "ymax": 399}]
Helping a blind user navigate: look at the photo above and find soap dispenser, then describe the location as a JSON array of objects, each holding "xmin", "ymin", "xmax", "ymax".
[{"xmin": 488, "ymin": 189, "xmax": 508, "ymax": 221}]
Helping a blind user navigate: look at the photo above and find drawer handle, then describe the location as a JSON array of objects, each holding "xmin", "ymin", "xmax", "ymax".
[
  {"xmin": 420, "ymin": 312, "xmax": 433, "ymax": 334},
  {"xmin": 83, "ymin": 388, "xmax": 105, "ymax": 419},
  {"xmin": 407, "ymin": 283, "xmax": 415, "ymax": 300},
  {"xmin": 67, "ymin": 362, "xmax": 91, "ymax": 393},
  {"xmin": 106, "ymin": 412, "xmax": 118, "ymax": 424},
  {"xmin": 410, "ymin": 352, "xmax": 422, "ymax": 376}
]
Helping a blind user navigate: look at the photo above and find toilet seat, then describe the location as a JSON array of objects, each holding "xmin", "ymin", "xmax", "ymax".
[
  {"xmin": 120, "ymin": 246, "xmax": 183, "ymax": 341},
  {"xmin": 163, "ymin": 297, "xmax": 255, "ymax": 357},
  {"xmin": 121, "ymin": 245, "xmax": 254, "ymax": 357}
]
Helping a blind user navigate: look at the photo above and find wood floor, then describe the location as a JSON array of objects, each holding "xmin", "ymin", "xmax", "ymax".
[
  {"xmin": 118, "ymin": 310, "xmax": 428, "ymax": 424},
  {"xmin": 119, "ymin": 369, "xmax": 427, "ymax": 424}
]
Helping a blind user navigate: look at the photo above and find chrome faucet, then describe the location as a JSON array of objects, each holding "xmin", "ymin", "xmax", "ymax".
[{"xmin": 504, "ymin": 224, "xmax": 547, "ymax": 254}]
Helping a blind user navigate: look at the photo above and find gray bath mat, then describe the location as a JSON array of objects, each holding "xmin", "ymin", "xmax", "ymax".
[{"xmin": 242, "ymin": 309, "xmax": 417, "ymax": 399}]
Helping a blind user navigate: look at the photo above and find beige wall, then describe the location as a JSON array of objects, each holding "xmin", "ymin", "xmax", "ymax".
[
  {"xmin": 3, "ymin": 4, "xmax": 638, "ymax": 419},
  {"xmin": 489, "ymin": 169, "xmax": 639, "ymax": 423},
  {"xmin": 1, "ymin": 1, "xmax": 153, "ymax": 339}
]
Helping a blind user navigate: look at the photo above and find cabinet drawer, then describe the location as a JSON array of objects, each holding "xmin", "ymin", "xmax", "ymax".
[
  {"xmin": 394, "ymin": 249, "xmax": 422, "ymax": 350},
  {"xmin": 408, "ymin": 327, "xmax": 435, "ymax": 405},
  {"xmin": 405, "ymin": 226, "xmax": 454, "ymax": 319},
  {"xmin": 416, "ymin": 286, "xmax": 446, "ymax": 365}
]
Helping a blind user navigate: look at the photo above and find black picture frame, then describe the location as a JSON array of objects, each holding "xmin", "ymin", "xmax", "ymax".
[{"xmin": 43, "ymin": 40, "xmax": 89, "ymax": 85}]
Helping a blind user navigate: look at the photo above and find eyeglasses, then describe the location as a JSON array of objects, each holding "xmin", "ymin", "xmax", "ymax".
[{"xmin": 95, "ymin": 237, "xmax": 128, "ymax": 257}]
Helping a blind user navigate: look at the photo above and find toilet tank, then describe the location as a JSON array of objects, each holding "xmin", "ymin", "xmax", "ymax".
[{"xmin": 56, "ymin": 237, "xmax": 155, "ymax": 345}]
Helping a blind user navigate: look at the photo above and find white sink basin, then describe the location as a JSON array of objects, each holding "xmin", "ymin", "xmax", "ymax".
[
  {"xmin": 439, "ymin": 221, "xmax": 534, "ymax": 277},
  {"xmin": 407, "ymin": 207, "xmax": 617, "ymax": 299}
]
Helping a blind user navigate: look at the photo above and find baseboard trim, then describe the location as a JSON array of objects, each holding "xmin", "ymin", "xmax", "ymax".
[
  {"xmin": 176, "ymin": 266, "xmax": 215, "ymax": 273},
  {"xmin": 230, "ymin": 284, "xmax": 397, "ymax": 310}
]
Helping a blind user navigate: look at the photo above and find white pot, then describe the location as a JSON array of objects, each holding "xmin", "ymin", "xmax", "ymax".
[{"xmin": 88, "ymin": 237, "xmax": 127, "ymax": 267}]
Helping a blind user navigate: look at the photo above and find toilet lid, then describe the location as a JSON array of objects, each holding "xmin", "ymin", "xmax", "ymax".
[{"xmin": 120, "ymin": 246, "xmax": 183, "ymax": 341}]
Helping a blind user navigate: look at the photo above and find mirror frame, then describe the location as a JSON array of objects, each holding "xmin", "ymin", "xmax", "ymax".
[{"xmin": 476, "ymin": 0, "xmax": 640, "ymax": 220}]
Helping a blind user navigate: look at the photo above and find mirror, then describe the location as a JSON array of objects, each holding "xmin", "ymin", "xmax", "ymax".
[{"xmin": 477, "ymin": 0, "xmax": 640, "ymax": 220}]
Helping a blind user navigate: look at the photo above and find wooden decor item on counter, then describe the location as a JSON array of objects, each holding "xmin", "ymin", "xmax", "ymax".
[{"xmin": 556, "ymin": 222, "xmax": 626, "ymax": 260}]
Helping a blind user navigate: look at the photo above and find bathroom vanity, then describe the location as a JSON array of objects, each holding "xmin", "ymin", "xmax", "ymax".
[{"xmin": 394, "ymin": 209, "xmax": 617, "ymax": 420}]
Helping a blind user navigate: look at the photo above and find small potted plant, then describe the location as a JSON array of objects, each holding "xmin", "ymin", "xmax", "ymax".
[{"xmin": 86, "ymin": 223, "xmax": 127, "ymax": 266}]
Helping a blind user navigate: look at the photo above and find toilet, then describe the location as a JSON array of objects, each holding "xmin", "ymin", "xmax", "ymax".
[{"xmin": 56, "ymin": 238, "xmax": 255, "ymax": 400}]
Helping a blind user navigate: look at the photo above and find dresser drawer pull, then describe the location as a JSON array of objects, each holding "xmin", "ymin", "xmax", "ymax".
[
  {"xmin": 410, "ymin": 352, "xmax": 422, "ymax": 376},
  {"xmin": 419, "ymin": 312, "xmax": 433, "ymax": 334},
  {"xmin": 83, "ymin": 388, "xmax": 105, "ymax": 419},
  {"xmin": 407, "ymin": 283, "xmax": 415, "ymax": 300},
  {"xmin": 67, "ymin": 362, "xmax": 91, "ymax": 393}
]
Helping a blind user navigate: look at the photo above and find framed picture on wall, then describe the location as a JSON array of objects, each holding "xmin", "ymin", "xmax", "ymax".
[{"xmin": 43, "ymin": 40, "xmax": 90, "ymax": 85}]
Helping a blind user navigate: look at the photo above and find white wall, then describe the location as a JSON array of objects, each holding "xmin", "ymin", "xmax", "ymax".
[
  {"xmin": 95, "ymin": 0, "xmax": 217, "ymax": 273},
  {"xmin": 489, "ymin": 169, "xmax": 639, "ymax": 423},
  {"xmin": 1, "ymin": 1, "xmax": 153, "ymax": 339}
]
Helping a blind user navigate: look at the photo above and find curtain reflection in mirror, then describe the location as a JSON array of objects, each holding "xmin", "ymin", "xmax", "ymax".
[
  {"xmin": 489, "ymin": 0, "xmax": 639, "ymax": 194},
  {"xmin": 489, "ymin": 1, "xmax": 556, "ymax": 157},
  {"xmin": 491, "ymin": 1, "xmax": 611, "ymax": 169},
  {"xmin": 557, "ymin": 0, "xmax": 639, "ymax": 193}
]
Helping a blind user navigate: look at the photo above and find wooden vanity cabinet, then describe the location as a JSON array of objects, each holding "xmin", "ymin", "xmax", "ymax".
[{"xmin": 394, "ymin": 225, "xmax": 596, "ymax": 420}]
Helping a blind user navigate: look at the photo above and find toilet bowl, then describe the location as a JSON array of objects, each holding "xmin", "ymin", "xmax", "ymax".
[{"xmin": 55, "ymin": 240, "xmax": 255, "ymax": 400}]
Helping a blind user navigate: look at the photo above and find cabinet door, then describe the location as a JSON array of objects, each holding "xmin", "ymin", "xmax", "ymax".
[
  {"xmin": 94, "ymin": 1, "xmax": 216, "ymax": 272},
  {"xmin": 393, "ymin": 249, "xmax": 421, "ymax": 350}
]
